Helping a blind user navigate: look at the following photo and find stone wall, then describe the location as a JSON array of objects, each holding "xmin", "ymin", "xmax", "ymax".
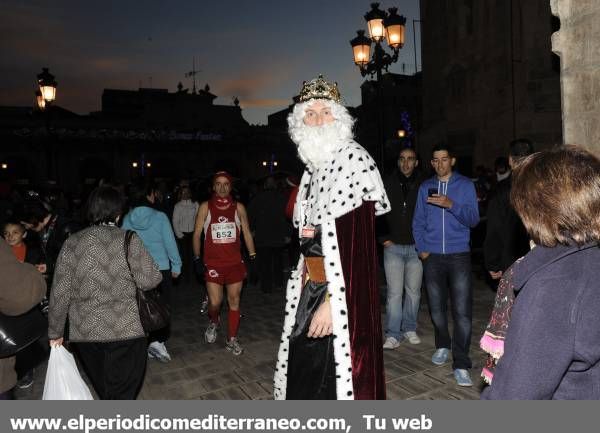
[
  {"xmin": 550, "ymin": 0, "xmax": 600, "ymax": 155},
  {"xmin": 419, "ymin": 0, "xmax": 562, "ymax": 172}
]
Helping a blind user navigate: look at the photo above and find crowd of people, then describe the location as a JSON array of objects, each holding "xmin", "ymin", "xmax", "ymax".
[{"xmin": 1, "ymin": 75, "xmax": 599, "ymax": 400}]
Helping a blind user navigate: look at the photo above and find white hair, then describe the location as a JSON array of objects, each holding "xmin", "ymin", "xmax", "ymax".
[{"xmin": 287, "ymin": 99, "xmax": 355, "ymax": 168}]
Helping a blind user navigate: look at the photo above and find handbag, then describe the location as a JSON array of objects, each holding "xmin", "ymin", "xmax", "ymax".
[
  {"xmin": 124, "ymin": 230, "xmax": 170, "ymax": 333},
  {"xmin": 0, "ymin": 307, "xmax": 48, "ymax": 358}
]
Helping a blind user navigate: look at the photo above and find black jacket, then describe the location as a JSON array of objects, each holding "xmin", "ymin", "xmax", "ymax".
[
  {"xmin": 377, "ymin": 170, "xmax": 422, "ymax": 245},
  {"xmin": 483, "ymin": 176, "xmax": 530, "ymax": 271},
  {"xmin": 247, "ymin": 190, "xmax": 290, "ymax": 248},
  {"xmin": 40, "ymin": 214, "xmax": 82, "ymax": 277},
  {"xmin": 24, "ymin": 240, "xmax": 45, "ymax": 266}
]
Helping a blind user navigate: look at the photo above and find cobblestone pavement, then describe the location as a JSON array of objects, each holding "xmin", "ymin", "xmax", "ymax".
[{"xmin": 16, "ymin": 268, "xmax": 495, "ymax": 400}]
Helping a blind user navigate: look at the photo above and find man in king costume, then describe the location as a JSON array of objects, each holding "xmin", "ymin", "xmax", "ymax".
[{"xmin": 273, "ymin": 75, "xmax": 390, "ymax": 400}]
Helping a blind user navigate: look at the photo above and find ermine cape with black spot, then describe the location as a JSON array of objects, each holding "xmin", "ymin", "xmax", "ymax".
[{"xmin": 274, "ymin": 140, "xmax": 390, "ymax": 400}]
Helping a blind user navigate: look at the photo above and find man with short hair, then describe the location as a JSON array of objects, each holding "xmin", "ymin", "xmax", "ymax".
[
  {"xmin": 413, "ymin": 143, "xmax": 480, "ymax": 386},
  {"xmin": 192, "ymin": 172, "xmax": 256, "ymax": 356},
  {"xmin": 484, "ymin": 139, "xmax": 535, "ymax": 281},
  {"xmin": 379, "ymin": 146, "xmax": 423, "ymax": 349},
  {"xmin": 273, "ymin": 75, "xmax": 390, "ymax": 400}
]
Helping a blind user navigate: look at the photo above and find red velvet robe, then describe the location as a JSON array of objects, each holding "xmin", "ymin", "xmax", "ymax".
[{"xmin": 336, "ymin": 201, "xmax": 386, "ymax": 399}]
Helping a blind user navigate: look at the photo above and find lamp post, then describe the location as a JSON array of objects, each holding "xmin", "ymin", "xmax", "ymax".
[
  {"xmin": 350, "ymin": 3, "xmax": 406, "ymax": 170},
  {"xmin": 36, "ymin": 68, "xmax": 57, "ymax": 182}
]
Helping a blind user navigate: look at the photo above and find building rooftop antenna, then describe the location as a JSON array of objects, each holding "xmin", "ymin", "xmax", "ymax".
[{"xmin": 184, "ymin": 57, "xmax": 201, "ymax": 94}]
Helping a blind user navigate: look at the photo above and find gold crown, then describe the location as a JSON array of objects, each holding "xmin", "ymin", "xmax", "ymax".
[{"xmin": 298, "ymin": 74, "xmax": 342, "ymax": 104}]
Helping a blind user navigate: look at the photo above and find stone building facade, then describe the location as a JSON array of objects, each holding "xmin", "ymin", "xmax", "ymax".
[
  {"xmin": 0, "ymin": 86, "xmax": 298, "ymax": 190},
  {"xmin": 550, "ymin": 0, "xmax": 600, "ymax": 155},
  {"xmin": 419, "ymin": 0, "xmax": 562, "ymax": 173}
]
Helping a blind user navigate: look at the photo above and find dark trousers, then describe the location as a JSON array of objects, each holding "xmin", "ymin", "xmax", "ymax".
[
  {"xmin": 150, "ymin": 270, "xmax": 172, "ymax": 343},
  {"xmin": 16, "ymin": 335, "xmax": 49, "ymax": 379},
  {"xmin": 177, "ymin": 232, "xmax": 194, "ymax": 284},
  {"xmin": 76, "ymin": 337, "xmax": 147, "ymax": 400},
  {"xmin": 256, "ymin": 246, "xmax": 284, "ymax": 292},
  {"xmin": 423, "ymin": 252, "xmax": 473, "ymax": 369}
]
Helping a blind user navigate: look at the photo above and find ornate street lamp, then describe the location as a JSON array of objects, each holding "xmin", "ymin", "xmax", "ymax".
[
  {"xmin": 37, "ymin": 67, "xmax": 57, "ymax": 105},
  {"xmin": 36, "ymin": 68, "xmax": 58, "ymax": 183},
  {"xmin": 350, "ymin": 3, "xmax": 406, "ymax": 79},
  {"xmin": 350, "ymin": 3, "xmax": 406, "ymax": 170}
]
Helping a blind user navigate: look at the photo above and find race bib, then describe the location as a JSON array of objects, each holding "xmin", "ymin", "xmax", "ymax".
[{"xmin": 211, "ymin": 222, "xmax": 236, "ymax": 244}]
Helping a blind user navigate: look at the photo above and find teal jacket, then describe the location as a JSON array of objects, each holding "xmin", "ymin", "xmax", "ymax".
[{"xmin": 122, "ymin": 206, "xmax": 182, "ymax": 274}]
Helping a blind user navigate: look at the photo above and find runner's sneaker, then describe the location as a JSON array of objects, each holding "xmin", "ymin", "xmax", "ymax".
[
  {"xmin": 148, "ymin": 341, "xmax": 171, "ymax": 363},
  {"xmin": 205, "ymin": 322, "xmax": 218, "ymax": 343},
  {"xmin": 225, "ymin": 337, "xmax": 244, "ymax": 356}
]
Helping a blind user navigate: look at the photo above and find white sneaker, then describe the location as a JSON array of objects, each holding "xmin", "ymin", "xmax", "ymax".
[
  {"xmin": 404, "ymin": 331, "xmax": 421, "ymax": 345},
  {"xmin": 148, "ymin": 341, "xmax": 171, "ymax": 363},
  {"xmin": 205, "ymin": 322, "xmax": 218, "ymax": 343},
  {"xmin": 383, "ymin": 336, "xmax": 401, "ymax": 349}
]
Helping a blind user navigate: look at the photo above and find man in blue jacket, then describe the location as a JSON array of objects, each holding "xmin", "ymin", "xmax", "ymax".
[{"xmin": 412, "ymin": 143, "xmax": 479, "ymax": 386}]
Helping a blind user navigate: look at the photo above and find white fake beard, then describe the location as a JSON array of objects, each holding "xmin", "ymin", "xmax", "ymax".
[{"xmin": 293, "ymin": 122, "xmax": 347, "ymax": 168}]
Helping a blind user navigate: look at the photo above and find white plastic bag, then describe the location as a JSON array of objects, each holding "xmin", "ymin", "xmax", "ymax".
[{"xmin": 42, "ymin": 346, "xmax": 94, "ymax": 400}]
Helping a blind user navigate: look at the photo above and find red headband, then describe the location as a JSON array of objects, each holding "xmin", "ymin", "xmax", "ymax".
[{"xmin": 213, "ymin": 171, "xmax": 233, "ymax": 184}]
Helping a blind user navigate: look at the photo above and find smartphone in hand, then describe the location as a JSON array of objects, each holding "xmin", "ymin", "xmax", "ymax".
[{"xmin": 428, "ymin": 188, "xmax": 438, "ymax": 197}]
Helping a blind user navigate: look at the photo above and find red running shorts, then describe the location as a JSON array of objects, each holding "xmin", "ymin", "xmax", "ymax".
[{"xmin": 204, "ymin": 262, "xmax": 247, "ymax": 285}]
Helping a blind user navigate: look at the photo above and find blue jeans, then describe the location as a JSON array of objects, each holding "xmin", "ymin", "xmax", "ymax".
[
  {"xmin": 383, "ymin": 244, "xmax": 423, "ymax": 340},
  {"xmin": 423, "ymin": 252, "xmax": 473, "ymax": 369}
]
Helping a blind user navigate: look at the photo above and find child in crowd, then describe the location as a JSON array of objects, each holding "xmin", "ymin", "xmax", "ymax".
[
  {"xmin": 2, "ymin": 221, "xmax": 46, "ymax": 273},
  {"xmin": 1, "ymin": 220, "xmax": 47, "ymax": 389}
]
